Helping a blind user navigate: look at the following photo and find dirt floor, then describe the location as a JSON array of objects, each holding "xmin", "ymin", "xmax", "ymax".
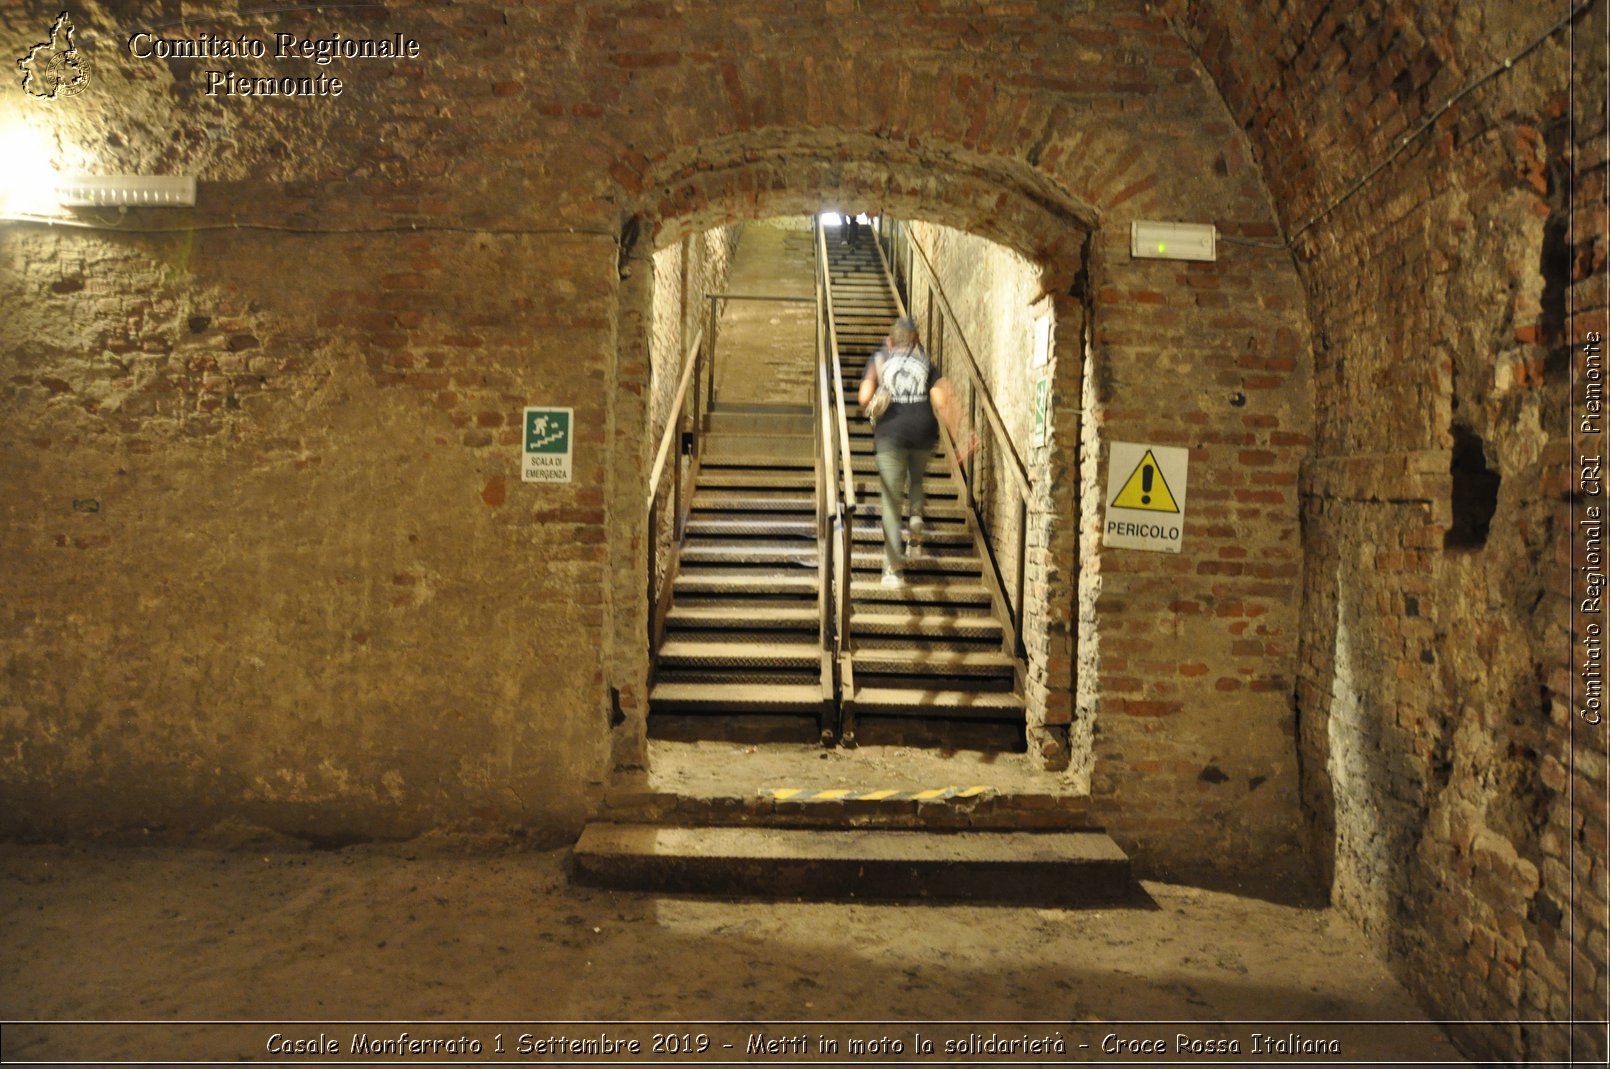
[{"xmin": 1, "ymin": 836, "xmax": 1466, "ymax": 1066}]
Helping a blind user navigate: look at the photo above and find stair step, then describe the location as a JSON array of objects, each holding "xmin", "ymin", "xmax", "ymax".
[
  {"xmin": 853, "ymin": 648, "xmax": 1015, "ymax": 677},
  {"xmin": 701, "ymin": 433, "xmax": 815, "ymax": 459},
  {"xmin": 846, "ymin": 503, "xmax": 968, "ymax": 521},
  {"xmin": 847, "ymin": 686, "xmax": 1024, "ymax": 716},
  {"xmin": 847, "ymin": 457, "xmax": 947, "ymax": 471},
  {"xmin": 648, "ymin": 681, "xmax": 825, "ymax": 713},
  {"xmin": 846, "ymin": 478, "xmax": 959, "ymax": 500},
  {"xmin": 658, "ymin": 639, "xmax": 821, "ymax": 669},
  {"xmin": 696, "ymin": 471, "xmax": 816, "ymax": 489},
  {"xmin": 680, "ymin": 547, "xmax": 820, "ymax": 568},
  {"xmin": 849, "ymin": 579, "xmax": 993, "ymax": 606},
  {"xmin": 850, "ymin": 525, "xmax": 971, "ymax": 545},
  {"xmin": 686, "ymin": 517, "xmax": 816, "ymax": 538},
  {"xmin": 690, "ymin": 493, "xmax": 815, "ymax": 512},
  {"xmin": 668, "ymin": 606, "xmax": 819, "ymax": 629},
  {"xmin": 851, "ymin": 611, "xmax": 1004, "ymax": 639},
  {"xmin": 850, "ymin": 553, "xmax": 980, "ymax": 575},
  {"xmin": 693, "ymin": 454, "xmax": 822, "ymax": 471},
  {"xmin": 673, "ymin": 573, "xmax": 820, "ymax": 595},
  {"xmin": 572, "ymin": 825, "xmax": 1130, "ymax": 904},
  {"xmin": 705, "ymin": 412, "xmax": 814, "ymax": 435}
]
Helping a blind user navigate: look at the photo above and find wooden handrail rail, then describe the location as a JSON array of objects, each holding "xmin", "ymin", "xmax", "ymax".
[
  {"xmin": 883, "ymin": 223, "xmax": 1033, "ymax": 500},
  {"xmin": 644, "ymin": 324, "xmax": 704, "ymax": 514}
]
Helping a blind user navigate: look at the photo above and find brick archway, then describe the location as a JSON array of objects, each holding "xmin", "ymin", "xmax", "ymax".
[{"xmin": 603, "ymin": 140, "xmax": 1095, "ymax": 777}]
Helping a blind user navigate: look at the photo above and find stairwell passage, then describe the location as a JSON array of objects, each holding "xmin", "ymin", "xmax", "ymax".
[{"xmin": 645, "ymin": 219, "xmax": 1029, "ymax": 749}]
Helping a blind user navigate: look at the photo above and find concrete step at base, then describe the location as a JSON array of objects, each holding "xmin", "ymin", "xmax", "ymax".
[{"xmin": 572, "ymin": 825, "xmax": 1131, "ymax": 904}]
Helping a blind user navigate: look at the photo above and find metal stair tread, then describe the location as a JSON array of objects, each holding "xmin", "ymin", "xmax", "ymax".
[
  {"xmin": 659, "ymin": 638, "xmax": 821, "ymax": 664},
  {"xmin": 849, "ymin": 579, "xmax": 992, "ymax": 603},
  {"xmin": 847, "ymin": 687, "xmax": 1024, "ymax": 711},
  {"xmin": 669, "ymin": 606, "xmax": 818, "ymax": 626},
  {"xmin": 853, "ymin": 647, "xmax": 1015, "ymax": 669},
  {"xmin": 851, "ymin": 611, "xmax": 1003, "ymax": 636},
  {"xmin": 674, "ymin": 573, "xmax": 820, "ymax": 592},
  {"xmin": 686, "ymin": 518, "xmax": 816, "ymax": 535},
  {"xmin": 649, "ymin": 681, "xmax": 826, "ymax": 711}
]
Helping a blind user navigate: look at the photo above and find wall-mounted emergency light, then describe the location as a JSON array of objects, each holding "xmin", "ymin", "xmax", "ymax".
[{"xmin": 1130, "ymin": 220, "xmax": 1217, "ymax": 262}]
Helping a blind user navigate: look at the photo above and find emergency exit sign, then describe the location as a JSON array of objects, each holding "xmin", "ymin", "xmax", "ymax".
[{"xmin": 522, "ymin": 407, "xmax": 573, "ymax": 483}]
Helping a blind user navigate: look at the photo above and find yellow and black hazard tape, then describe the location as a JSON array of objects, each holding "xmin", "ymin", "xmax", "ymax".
[{"xmin": 766, "ymin": 785, "xmax": 995, "ymax": 803}]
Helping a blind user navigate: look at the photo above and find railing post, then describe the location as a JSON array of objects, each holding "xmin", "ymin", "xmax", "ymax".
[
  {"xmin": 647, "ymin": 499, "xmax": 658, "ymax": 647},
  {"xmin": 1014, "ymin": 495, "xmax": 1028, "ymax": 658},
  {"xmin": 966, "ymin": 390, "xmax": 978, "ymax": 504},
  {"xmin": 705, "ymin": 296, "xmax": 718, "ymax": 414},
  {"xmin": 672, "ymin": 434, "xmax": 683, "ymax": 541},
  {"xmin": 691, "ymin": 338, "xmax": 703, "ymax": 438}
]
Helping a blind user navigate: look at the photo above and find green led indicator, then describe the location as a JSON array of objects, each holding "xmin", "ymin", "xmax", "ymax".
[{"xmin": 1157, "ymin": 243, "xmax": 1167, "ymax": 254}]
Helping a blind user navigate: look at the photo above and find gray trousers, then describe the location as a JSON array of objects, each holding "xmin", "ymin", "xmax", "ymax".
[{"xmin": 873, "ymin": 438, "xmax": 929, "ymax": 568}]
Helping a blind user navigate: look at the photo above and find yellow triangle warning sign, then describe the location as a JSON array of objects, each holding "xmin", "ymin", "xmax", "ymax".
[{"xmin": 1110, "ymin": 449, "xmax": 1180, "ymax": 512}]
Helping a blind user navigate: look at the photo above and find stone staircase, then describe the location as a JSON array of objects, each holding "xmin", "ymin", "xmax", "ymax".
[{"xmin": 827, "ymin": 239, "xmax": 1026, "ymax": 744}]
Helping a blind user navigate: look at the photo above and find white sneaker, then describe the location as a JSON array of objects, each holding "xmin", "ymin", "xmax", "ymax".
[{"xmin": 881, "ymin": 567, "xmax": 904, "ymax": 587}]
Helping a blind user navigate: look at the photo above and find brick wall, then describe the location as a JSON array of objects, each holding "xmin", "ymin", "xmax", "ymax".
[{"xmin": 1164, "ymin": 0, "xmax": 1605, "ymax": 1061}]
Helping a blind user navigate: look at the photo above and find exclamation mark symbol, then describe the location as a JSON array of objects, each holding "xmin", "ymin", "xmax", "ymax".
[{"xmin": 1141, "ymin": 464, "xmax": 1153, "ymax": 505}]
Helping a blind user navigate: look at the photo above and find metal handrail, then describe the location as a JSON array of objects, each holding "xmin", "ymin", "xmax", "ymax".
[
  {"xmin": 817, "ymin": 225, "xmax": 859, "ymax": 512},
  {"xmin": 645, "ymin": 325, "xmax": 705, "ymax": 515},
  {"xmin": 811, "ymin": 225, "xmax": 843, "ymax": 729},
  {"xmin": 873, "ymin": 218, "xmax": 1032, "ymax": 658},
  {"xmin": 645, "ymin": 320, "xmax": 710, "ymax": 653},
  {"xmin": 816, "ymin": 223, "xmax": 858, "ymax": 667}
]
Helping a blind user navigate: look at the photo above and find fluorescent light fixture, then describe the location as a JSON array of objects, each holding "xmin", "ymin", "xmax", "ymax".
[
  {"xmin": 1130, "ymin": 220, "xmax": 1216, "ymax": 262},
  {"xmin": 56, "ymin": 175, "xmax": 196, "ymax": 207}
]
